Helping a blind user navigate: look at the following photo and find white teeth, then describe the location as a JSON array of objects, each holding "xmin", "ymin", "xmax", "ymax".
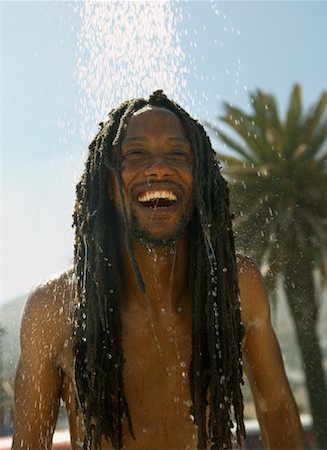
[{"xmin": 138, "ymin": 190, "xmax": 177, "ymax": 202}]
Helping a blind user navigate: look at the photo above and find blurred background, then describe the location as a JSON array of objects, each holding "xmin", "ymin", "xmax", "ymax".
[{"xmin": 1, "ymin": 1, "xmax": 326, "ymax": 448}]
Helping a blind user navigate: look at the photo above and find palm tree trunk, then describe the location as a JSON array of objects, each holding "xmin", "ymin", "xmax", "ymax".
[{"xmin": 284, "ymin": 259, "xmax": 327, "ymax": 450}]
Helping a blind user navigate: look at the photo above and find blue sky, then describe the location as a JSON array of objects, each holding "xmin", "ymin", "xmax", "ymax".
[{"xmin": 2, "ymin": 1, "xmax": 327, "ymax": 301}]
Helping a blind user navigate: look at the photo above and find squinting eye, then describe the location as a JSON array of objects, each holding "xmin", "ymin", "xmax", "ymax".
[
  {"xmin": 169, "ymin": 150, "xmax": 192, "ymax": 160},
  {"xmin": 122, "ymin": 149, "xmax": 148, "ymax": 159}
]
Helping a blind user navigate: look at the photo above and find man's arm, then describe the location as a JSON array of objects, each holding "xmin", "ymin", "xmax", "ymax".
[
  {"xmin": 238, "ymin": 256, "xmax": 304, "ymax": 449},
  {"xmin": 12, "ymin": 287, "xmax": 63, "ymax": 449}
]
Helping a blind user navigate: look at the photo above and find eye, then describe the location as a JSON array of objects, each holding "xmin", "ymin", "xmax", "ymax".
[
  {"xmin": 169, "ymin": 149, "xmax": 192, "ymax": 161},
  {"xmin": 122, "ymin": 149, "xmax": 148, "ymax": 160}
]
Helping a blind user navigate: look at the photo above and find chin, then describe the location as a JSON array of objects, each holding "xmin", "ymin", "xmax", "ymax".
[
  {"xmin": 129, "ymin": 212, "xmax": 191, "ymax": 246},
  {"xmin": 132, "ymin": 227, "xmax": 185, "ymax": 247}
]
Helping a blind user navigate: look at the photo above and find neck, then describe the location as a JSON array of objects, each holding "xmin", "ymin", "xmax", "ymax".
[{"xmin": 120, "ymin": 234, "xmax": 189, "ymax": 314}]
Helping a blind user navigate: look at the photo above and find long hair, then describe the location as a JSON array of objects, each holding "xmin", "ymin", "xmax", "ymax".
[{"xmin": 73, "ymin": 90, "xmax": 245, "ymax": 449}]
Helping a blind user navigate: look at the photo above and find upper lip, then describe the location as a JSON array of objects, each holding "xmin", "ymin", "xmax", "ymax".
[{"xmin": 133, "ymin": 182, "xmax": 183, "ymax": 202}]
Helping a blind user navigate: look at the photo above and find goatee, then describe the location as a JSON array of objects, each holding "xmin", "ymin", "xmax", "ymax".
[{"xmin": 129, "ymin": 210, "xmax": 194, "ymax": 247}]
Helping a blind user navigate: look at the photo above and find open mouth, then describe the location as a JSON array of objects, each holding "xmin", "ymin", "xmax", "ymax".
[{"xmin": 137, "ymin": 190, "xmax": 178, "ymax": 208}]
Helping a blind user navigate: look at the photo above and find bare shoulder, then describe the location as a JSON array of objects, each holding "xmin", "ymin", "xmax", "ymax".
[
  {"xmin": 23, "ymin": 268, "xmax": 74, "ymax": 322},
  {"xmin": 236, "ymin": 253, "xmax": 261, "ymax": 278},
  {"xmin": 236, "ymin": 254, "xmax": 270, "ymax": 328},
  {"xmin": 20, "ymin": 268, "xmax": 74, "ymax": 354}
]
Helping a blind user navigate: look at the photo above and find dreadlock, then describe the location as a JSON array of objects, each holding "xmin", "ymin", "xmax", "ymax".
[{"xmin": 73, "ymin": 90, "xmax": 245, "ymax": 450}]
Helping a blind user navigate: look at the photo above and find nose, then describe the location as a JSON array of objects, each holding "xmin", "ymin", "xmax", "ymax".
[{"xmin": 144, "ymin": 158, "xmax": 173, "ymax": 178}]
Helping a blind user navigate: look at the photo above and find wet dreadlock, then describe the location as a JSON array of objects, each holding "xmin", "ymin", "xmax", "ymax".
[{"xmin": 73, "ymin": 90, "xmax": 245, "ymax": 450}]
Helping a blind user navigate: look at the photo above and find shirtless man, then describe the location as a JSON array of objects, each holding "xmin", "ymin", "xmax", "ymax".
[{"xmin": 13, "ymin": 91, "xmax": 304, "ymax": 449}]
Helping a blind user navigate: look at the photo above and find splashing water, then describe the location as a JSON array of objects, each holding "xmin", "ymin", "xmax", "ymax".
[{"xmin": 75, "ymin": 1, "xmax": 191, "ymax": 140}]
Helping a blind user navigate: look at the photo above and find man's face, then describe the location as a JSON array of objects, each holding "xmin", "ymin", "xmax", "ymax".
[{"xmin": 112, "ymin": 107, "xmax": 195, "ymax": 245}]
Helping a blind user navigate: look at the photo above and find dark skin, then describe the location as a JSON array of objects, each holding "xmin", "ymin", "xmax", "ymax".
[{"xmin": 13, "ymin": 108, "xmax": 304, "ymax": 449}]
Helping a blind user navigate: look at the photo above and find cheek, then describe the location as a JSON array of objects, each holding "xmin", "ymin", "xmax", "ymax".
[
  {"xmin": 120, "ymin": 166, "xmax": 135, "ymax": 190},
  {"xmin": 188, "ymin": 167, "xmax": 195, "ymax": 199},
  {"xmin": 184, "ymin": 174, "xmax": 195, "ymax": 209},
  {"xmin": 184, "ymin": 168, "xmax": 195, "ymax": 193}
]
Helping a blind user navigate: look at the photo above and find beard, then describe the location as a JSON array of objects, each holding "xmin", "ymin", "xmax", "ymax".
[{"xmin": 129, "ymin": 209, "xmax": 194, "ymax": 247}]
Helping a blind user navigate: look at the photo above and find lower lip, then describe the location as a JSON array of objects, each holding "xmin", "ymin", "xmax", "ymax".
[{"xmin": 136, "ymin": 200, "xmax": 179, "ymax": 216}]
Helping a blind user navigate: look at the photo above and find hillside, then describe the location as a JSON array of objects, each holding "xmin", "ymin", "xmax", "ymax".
[{"xmin": 0, "ymin": 295, "xmax": 27, "ymax": 376}]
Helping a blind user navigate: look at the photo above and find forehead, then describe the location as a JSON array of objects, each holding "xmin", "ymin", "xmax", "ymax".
[{"xmin": 123, "ymin": 107, "xmax": 189, "ymax": 140}]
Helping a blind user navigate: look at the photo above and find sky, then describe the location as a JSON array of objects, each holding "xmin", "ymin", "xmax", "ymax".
[{"xmin": 2, "ymin": 0, "xmax": 327, "ymax": 302}]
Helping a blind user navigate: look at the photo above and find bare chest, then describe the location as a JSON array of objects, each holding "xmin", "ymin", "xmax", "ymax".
[
  {"xmin": 59, "ymin": 307, "xmax": 197, "ymax": 449},
  {"xmin": 122, "ymin": 308, "xmax": 196, "ymax": 446}
]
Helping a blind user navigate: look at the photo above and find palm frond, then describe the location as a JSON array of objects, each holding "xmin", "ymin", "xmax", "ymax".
[
  {"xmin": 300, "ymin": 91, "xmax": 327, "ymax": 146},
  {"xmin": 221, "ymin": 103, "xmax": 281, "ymax": 164},
  {"xmin": 302, "ymin": 121, "xmax": 327, "ymax": 161},
  {"xmin": 285, "ymin": 84, "xmax": 303, "ymax": 156},
  {"xmin": 215, "ymin": 129, "xmax": 257, "ymax": 163}
]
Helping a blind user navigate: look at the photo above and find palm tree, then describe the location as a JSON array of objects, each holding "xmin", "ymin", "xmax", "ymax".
[{"xmin": 209, "ymin": 85, "xmax": 327, "ymax": 449}]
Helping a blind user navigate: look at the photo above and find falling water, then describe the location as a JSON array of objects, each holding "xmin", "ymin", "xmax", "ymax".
[{"xmin": 75, "ymin": 1, "xmax": 192, "ymax": 141}]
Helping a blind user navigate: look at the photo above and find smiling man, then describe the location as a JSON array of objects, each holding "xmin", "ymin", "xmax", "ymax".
[
  {"xmin": 13, "ymin": 91, "xmax": 303, "ymax": 450},
  {"xmin": 113, "ymin": 105, "xmax": 195, "ymax": 245}
]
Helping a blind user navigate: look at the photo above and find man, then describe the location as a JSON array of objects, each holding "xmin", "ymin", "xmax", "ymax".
[{"xmin": 13, "ymin": 91, "xmax": 304, "ymax": 450}]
